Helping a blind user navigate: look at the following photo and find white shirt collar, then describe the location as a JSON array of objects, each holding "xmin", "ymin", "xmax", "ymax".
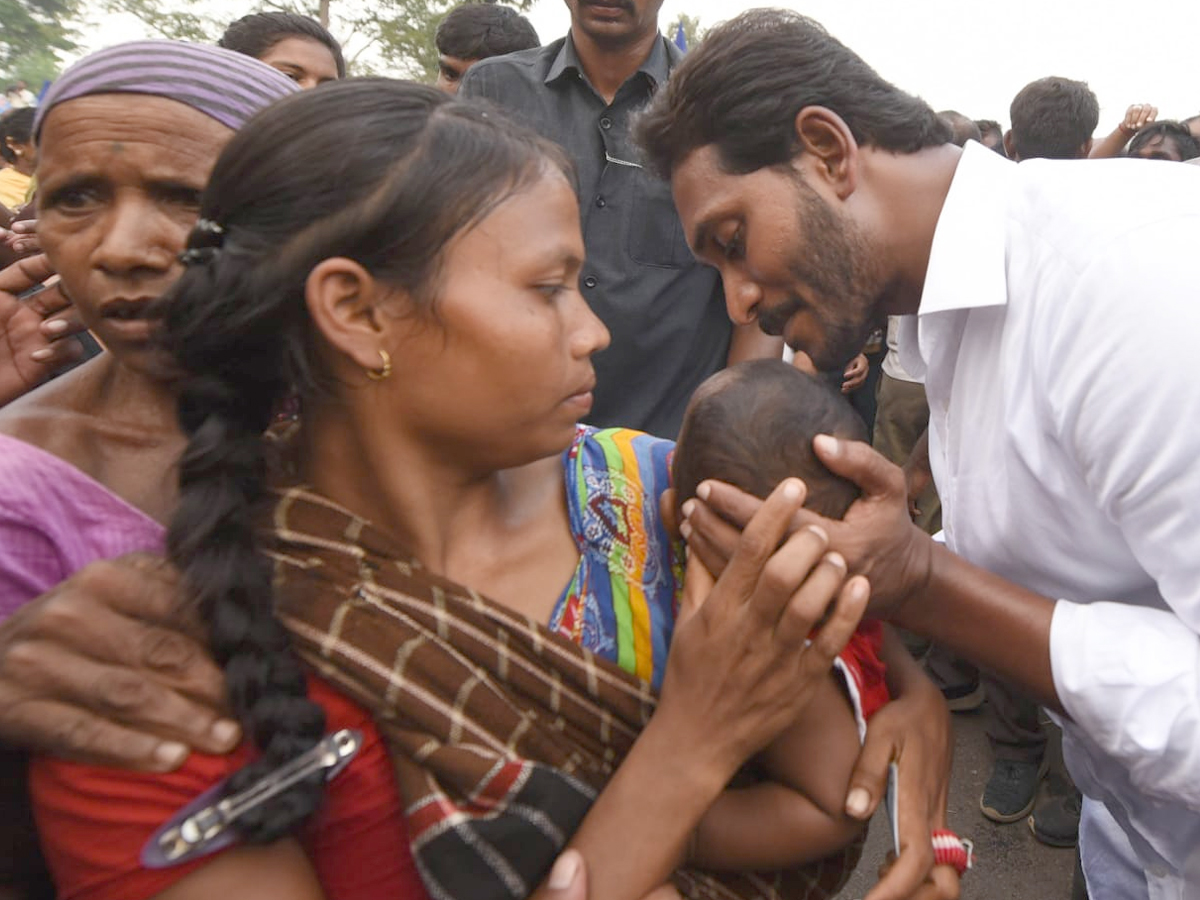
[{"xmin": 918, "ymin": 141, "xmax": 1016, "ymax": 317}]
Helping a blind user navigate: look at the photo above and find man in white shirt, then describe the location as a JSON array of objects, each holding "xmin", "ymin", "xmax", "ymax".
[{"xmin": 639, "ymin": 9, "xmax": 1200, "ymax": 899}]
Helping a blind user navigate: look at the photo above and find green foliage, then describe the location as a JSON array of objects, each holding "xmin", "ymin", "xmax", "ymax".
[
  {"xmin": 0, "ymin": 0, "xmax": 79, "ymax": 84},
  {"xmin": 101, "ymin": 0, "xmax": 222, "ymax": 42}
]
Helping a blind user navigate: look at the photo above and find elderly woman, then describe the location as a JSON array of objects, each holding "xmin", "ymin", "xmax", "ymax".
[{"xmin": 0, "ymin": 39, "xmax": 305, "ymax": 899}]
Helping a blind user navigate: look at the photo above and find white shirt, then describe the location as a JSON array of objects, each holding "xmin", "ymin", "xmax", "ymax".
[
  {"xmin": 880, "ymin": 316, "xmax": 922, "ymax": 383},
  {"xmin": 900, "ymin": 142, "xmax": 1200, "ymax": 899}
]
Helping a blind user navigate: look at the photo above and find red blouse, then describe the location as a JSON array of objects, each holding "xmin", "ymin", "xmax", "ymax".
[{"xmin": 30, "ymin": 675, "xmax": 430, "ymax": 900}]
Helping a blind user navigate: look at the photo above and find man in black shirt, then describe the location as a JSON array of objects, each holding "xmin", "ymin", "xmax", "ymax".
[{"xmin": 460, "ymin": 0, "xmax": 779, "ymax": 438}]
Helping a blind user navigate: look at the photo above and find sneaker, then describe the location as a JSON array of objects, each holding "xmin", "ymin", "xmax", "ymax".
[
  {"xmin": 1029, "ymin": 783, "xmax": 1082, "ymax": 848},
  {"xmin": 980, "ymin": 758, "xmax": 1046, "ymax": 823},
  {"xmin": 940, "ymin": 679, "xmax": 985, "ymax": 712}
]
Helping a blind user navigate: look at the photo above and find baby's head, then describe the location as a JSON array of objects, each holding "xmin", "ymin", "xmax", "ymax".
[{"xmin": 673, "ymin": 359, "xmax": 868, "ymax": 519}]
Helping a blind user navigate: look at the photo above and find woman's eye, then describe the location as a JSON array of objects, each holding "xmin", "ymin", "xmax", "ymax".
[{"xmin": 48, "ymin": 187, "xmax": 100, "ymax": 211}]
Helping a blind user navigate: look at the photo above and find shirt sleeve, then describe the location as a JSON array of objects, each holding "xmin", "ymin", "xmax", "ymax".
[
  {"xmin": 0, "ymin": 512, "xmax": 66, "ymax": 621},
  {"xmin": 1041, "ymin": 219, "xmax": 1200, "ymax": 809}
]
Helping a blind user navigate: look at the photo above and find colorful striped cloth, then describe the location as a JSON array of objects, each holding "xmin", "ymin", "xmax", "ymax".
[
  {"xmin": 34, "ymin": 40, "xmax": 298, "ymax": 138},
  {"xmin": 551, "ymin": 426, "xmax": 683, "ymax": 690}
]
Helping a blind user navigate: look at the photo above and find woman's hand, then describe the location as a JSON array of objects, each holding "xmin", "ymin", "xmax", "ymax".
[
  {"xmin": 682, "ymin": 436, "xmax": 935, "ymax": 619},
  {"xmin": 0, "ymin": 254, "xmax": 87, "ymax": 406},
  {"xmin": 847, "ymin": 632, "xmax": 959, "ymax": 900},
  {"xmin": 0, "ymin": 554, "xmax": 239, "ymax": 770},
  {"xmin": 662, "ymin": 478, "xmax": 870, "ymax": 774},
  {"xmin": 555, "ymin": 480, "xmax": 870, "ymax": 900}
]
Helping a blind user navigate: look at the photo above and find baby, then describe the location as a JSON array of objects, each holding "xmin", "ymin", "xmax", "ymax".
[{"xmin": 671, "ymin": 358, "xmax": 890, "ymax": 872}]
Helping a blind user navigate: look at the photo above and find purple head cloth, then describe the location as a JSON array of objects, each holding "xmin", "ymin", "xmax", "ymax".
[{"xmin": 34, "ymin": 40, "xmax": 299, "ymax": 139}]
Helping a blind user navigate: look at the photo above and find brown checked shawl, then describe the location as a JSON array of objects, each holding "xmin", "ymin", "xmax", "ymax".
[{"xmin": 263, "ymin": 485, "xmax": 861, "ymax": 900}]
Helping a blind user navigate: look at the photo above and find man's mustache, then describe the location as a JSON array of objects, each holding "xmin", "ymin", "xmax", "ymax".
[{"xmin": 756, "ymin": 295, "xmax": 804, "ymax": 338}]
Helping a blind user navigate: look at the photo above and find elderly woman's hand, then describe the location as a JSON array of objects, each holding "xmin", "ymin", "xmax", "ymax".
[
  {"xmin": 0, "ymin": 254, "xmax": 87, "ymax": 406},
  {"xmin": 0, "ymin": 554, "xmax": 240, "ymax": 770}
]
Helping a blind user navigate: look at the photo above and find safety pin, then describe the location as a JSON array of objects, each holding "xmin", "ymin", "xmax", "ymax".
[{"xmin": 141, "ymin": 729, "xmax": 362, "ymax": 868}]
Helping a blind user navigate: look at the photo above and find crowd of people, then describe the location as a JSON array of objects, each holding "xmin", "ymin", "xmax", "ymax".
[{"xmin": 0, "ymin": 4, "xmax": 1196, "ymax": 900}]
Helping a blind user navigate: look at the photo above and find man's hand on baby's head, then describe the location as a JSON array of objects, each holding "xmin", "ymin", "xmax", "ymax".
[{"xmin": 679, "ymin": 436, "xmax": 935, "ymax": 619}]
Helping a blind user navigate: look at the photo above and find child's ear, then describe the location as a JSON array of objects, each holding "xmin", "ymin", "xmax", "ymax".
[{"xmin": 659, "ymin": 488, "xmax": 681, "ymax": 541}]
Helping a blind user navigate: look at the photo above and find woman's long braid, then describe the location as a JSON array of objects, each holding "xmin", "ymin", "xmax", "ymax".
[{"xmin": 164, "ymin": 240, "xmax": 327, "ymax": 841}]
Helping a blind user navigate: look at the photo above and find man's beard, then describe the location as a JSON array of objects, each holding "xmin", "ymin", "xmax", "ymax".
[{"xmin": 759, "ymin": 174, "xmax": 884, "ymax": 373}]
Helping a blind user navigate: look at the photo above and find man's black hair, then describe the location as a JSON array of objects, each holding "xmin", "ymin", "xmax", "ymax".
[
  {"xmin": 435, "ymin": 2, "xmax": 539, "ymax": 60},
  {"xmin": 637, "ymin": 9, "xmax": 950, "ymax": 178},
  {"xmin": 1008, "ymin": 76, "xmax": 1098, "ymax": 160}
]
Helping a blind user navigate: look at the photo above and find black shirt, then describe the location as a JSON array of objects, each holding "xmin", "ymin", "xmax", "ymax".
[{"xmin": 460, "ymin": 34, "xmax": 730, "ymax": 439}]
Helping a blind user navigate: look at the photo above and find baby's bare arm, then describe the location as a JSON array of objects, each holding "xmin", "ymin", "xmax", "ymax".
[{"xmin": 689, "ymin": 670, "xmax": 865, "ymax": 871}]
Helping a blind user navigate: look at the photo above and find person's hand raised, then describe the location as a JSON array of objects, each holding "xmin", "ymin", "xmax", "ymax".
[{"xmin": 0, "ymin": 254, "xmax": 86, "ymax": 406}]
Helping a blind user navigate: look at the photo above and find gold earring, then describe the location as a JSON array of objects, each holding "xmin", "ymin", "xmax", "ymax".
[{"xmin": 365, "ymin": 349, "xmax": 392, "ymax": 381}]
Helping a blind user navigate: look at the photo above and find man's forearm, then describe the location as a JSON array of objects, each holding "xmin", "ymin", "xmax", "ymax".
[{"xmin": 896, "ymin": 541, "xmax": 1060, "ymax": 712}]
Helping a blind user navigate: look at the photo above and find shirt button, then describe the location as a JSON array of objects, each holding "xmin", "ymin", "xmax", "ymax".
[
  {"xmin": 583, "ymin": 275, "xmax": 598, "ymax": 289},
  {"xmin": 595, "ymin": 196, "xmax": 606, "ymax": 208},
  {"xmin": 600, "ymin": 117, "xmax": 612, "ymax": 130}
]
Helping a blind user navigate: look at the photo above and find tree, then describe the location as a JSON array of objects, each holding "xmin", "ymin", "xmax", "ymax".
[
  {"xmin": 98, "ymin": 0, "xmax": 534, "ymax": 82},
  {"xmin": 0, "ymin": 0, "xmax": 79, "ymax": 86}
]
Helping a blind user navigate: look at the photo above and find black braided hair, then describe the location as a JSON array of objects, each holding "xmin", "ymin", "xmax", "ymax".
[{"xmin": 159, "ymin": 79, "xmax": 570, "ymax": 840}]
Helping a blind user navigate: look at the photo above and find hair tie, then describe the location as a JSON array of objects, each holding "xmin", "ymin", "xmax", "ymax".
[{"xmin": 179, "ymin": 218, "xmax": 227, "ymax": 266}]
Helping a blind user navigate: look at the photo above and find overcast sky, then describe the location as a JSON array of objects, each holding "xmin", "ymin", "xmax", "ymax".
[
  {"xmin": 523, "ymin": 0, "xmax": 1200, "ymax": 129},
  {"xmin": 81, "ymin": 1, "xmax": 1200, "ymax": 130}
]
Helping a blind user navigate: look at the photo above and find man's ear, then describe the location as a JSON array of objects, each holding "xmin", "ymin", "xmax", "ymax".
[
  {"xmin": 792, "ymin": 106, "xmax": 858, "ymax": 200},
  {"xmin": 1078, "ymin": 137, "xmax": 1094, "ymax": 159},
  {"xmin": 659, "ymin": 488, "xmax": 681, "ymax": 542},
  {"xmin": 1003, "ymin": 129, "xmax": 1017, "ymax": 160},
  {"xmin": 305, "ymin": 257, "xmax": 403, "ymax": 377}
]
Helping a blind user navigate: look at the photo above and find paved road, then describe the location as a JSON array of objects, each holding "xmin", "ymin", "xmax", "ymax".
[{"xmin": 836, "ymin": 710, "xmax": 1076, "ymax": 900}]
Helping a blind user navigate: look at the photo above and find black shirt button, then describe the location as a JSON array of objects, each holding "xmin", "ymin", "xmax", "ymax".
[
  {"xmin": 600, "ymin": 117, "xmax": 613, "ymax": 130},
  {"xmin": 583, "ymin": 275, "xmax": 598, "ymax": 289},
  {"xmin": 595, "ymin": 196, "xmax": 606, "ymax": 208}
]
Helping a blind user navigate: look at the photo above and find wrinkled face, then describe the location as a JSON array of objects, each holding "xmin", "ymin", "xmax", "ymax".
[
  {"xmin": 384, "ymin": 169, "xmax": 611, "ymax": 470},
  {"xmin": 564, "ymin": 0, "xmax": 665, "ymax": 48},
  {"xmin": 36, "ymin": 94, "xmax": 232, "ymax": 372},
  {"xmin": 436, "ymin": 54, "xmax": 479, "ymax": 94},
  {"xmin": 671, "ymin": 145, "xmax": 887, "ymax": 373},
  {"xmin": 258, "ymin": 36, "xmax": 339, "ymax": 89}
]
